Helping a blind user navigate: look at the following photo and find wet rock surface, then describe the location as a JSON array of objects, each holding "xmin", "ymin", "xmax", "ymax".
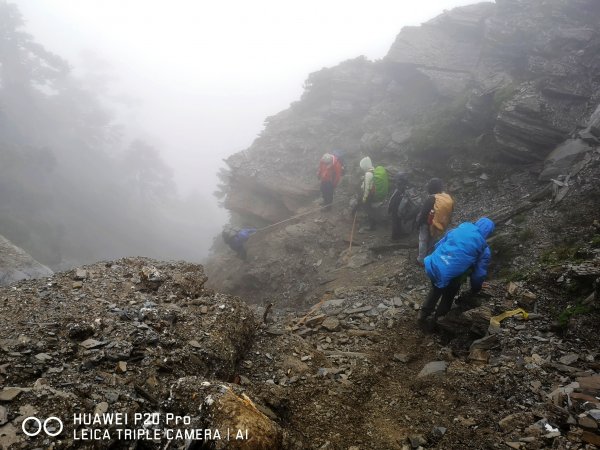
[
  {"xmin": 211, "ymin": 0, "xmax": 600, "ymax": 235},
  {"xmin": 0, "ymin": 234, "xmax": 53, "ymax": 286}
]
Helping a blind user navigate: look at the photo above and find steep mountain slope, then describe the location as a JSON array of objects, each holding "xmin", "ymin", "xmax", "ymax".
[
  {"xmin": 0, "ymin": 233, "xmax": 52, "ymax": 285},
  {"xmin": 207, "ymin": 0, "xmax": 600, "ymax": 306}
]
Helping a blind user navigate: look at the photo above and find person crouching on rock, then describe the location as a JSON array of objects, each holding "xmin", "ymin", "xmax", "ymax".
[
  {"xmin": 417, "ymin": 217, "xmax": 495, "ymax": 324},
  {"xmin": 317, "ymin": 153, "xmax": 343, "ymax": 210},
  {"xmin": 222, "ymin": 226, "xmax": 257, "ymax": 260},
  {"xmin": 416, "ymin": 178, "xmax": 454, "ymax": 266}
]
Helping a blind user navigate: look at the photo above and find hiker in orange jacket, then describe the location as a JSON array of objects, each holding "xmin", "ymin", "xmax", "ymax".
[
  {"xmin": 416, "ymin": 178, "xmax": 454, "ymax": 265},
  {"xmin": 318, "ymin": 153, "xmax": 343, "ymax": 210}
]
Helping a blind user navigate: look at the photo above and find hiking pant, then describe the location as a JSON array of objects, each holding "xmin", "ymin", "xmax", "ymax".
[
  {"xmin": 391, "ymin": 216, "xmax": 402, "ymax": 240},
  {"xmin": 320, "ymin": 180, "xmax": 334, "ymax": 206},
  {"xmin": 236, "ymin": 246, "xmax": 247, "ymax": 260},
  {"xmin": 417, "ymin": 224, "xmax": 432, "ymax": 263},
  {"xmin": 420, "ymin": 277, "xmax": 462, "ymax": 320},
  {"xmin": 230, "ymin": 241, "xmax": 248, "ymax": 261},
  {"xmin": 365, "ymin": 197, "xmax": 377, "ymax": 230}
]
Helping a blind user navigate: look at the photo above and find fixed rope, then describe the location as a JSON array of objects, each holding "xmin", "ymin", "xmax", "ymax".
[{"xmin": 252, "ymin": 199, "xmax": 346, "ymax": 234}]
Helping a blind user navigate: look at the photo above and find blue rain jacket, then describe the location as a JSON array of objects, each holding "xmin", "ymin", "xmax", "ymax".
[
  {"xmin": 231, "ymin": 228, "xmax": 256, "ymax": 251},
  {"xmin": 424, "ymin": 218, "xmax": 495, "ymax": 290}
]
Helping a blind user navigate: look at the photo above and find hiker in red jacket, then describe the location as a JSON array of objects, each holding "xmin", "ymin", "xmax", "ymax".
[{"xmin": 318, "ymin": 153, "xmax": 343, "ymax": 210}]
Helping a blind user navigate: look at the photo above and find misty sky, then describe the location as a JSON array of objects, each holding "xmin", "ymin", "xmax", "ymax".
[{"xmin": 15, "ymin": 0, "xmax": 479, "ymax": 206}]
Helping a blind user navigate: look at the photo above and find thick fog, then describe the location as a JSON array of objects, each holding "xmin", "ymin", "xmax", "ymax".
[{"xmin": 3, "ymin": 0, "xmax": 477, "ymax": 268}]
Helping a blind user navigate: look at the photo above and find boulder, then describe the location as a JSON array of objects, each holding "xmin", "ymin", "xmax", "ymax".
[
  {"xmin": 585, "ymin": 103, "xmax": 600, "ymax": 139},
  {"xmin": 418, "ymin": 361, "xmax": 448, "ymax": 378},
  {"xmin": 493, "ymin": 90, "xmax": 570, "ymax": 162},
  {"xmin": 540, "ymin": 139, "xmax": 593, "ymax": 180},
  {"xmin": 170, "ymin": 379, "xmax": 284, "ymax": 450}
]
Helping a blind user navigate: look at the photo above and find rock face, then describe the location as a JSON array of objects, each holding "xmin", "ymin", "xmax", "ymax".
[
  {"xmin": 208, "ymin": 0, "xmax": 600, "ymax": 305},
  {"xmin": 0, "ymin": 234, "xmax": 52, "ymax": 285},
  {"xmin": 213, "ymin": 0, "xmax": 600, "ymax": 229}
]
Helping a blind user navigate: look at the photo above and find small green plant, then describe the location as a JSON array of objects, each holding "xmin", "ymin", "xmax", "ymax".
[
  {"xmin": 492, "ymin": 83, "xmax": 517, "ymax": 111},
  {"xmin": 491, "ymin": 235, "xmax": 517, "ymax": 262},
  {"xmin": 409, "ymin": 94, "xmax": 474, "ymax": 161},
  {"xmin": 517, "ymin": 228, "xmax": 534, "ymax": 243},
  {"xmin": 539, "ymin": 244, "xmax": 584, "ymax": 265},
  {"xmin": 557, "ymin": 304, "xmax": 593, "ymax": 327},
  {"xmin": 497, "ymin": 267, "xmax": 530, "ymax": 282},
  {"xmin": 590, "ymin": 235, "xmax": 600, "ymax": 248},
  {"xmin": 513, "ymin": 214, "xmax": 526, "ymax": 225}
]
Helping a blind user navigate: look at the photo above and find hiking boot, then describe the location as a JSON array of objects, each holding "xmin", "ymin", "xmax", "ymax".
[
  {"xmin": 418, "ymin": 316, "xmax": 435, "ymax": 333},
  {"xmin": 417, "ymin": 310, "xmax": 429, "ymax": 322}
]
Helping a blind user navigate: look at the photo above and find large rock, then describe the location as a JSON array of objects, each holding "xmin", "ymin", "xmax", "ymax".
[
  {"xmin": 493, "ymin": 89, "xmax": 570, "ymax": 161},
  {"xmin": 386, "ymin": 4, "xmax": 494, "ymax": 97},
  {"xmin": 540, "ymin": 139, "xmax": 594, "ymax": 180},
  {"xmin": 0, "ymin": 234, "xmax": 53, "ymax": 285},
  {"xmin": 169, "ymin": 379, "xmax": 284, "ymax": 449},
  {"xmin": 418, "ymin": 361, "xmax": 448, "ymax": 378},
  {"xmin": 386, "ymin": 4, "xmax": 494, "ymax": 71},
  {"xmin": 583, "ymin": 103, "xmax": 600, "ymax": 140},
  {"xmin": 437, "ymin": 306, "xmax": 493, "ymax": 337}
]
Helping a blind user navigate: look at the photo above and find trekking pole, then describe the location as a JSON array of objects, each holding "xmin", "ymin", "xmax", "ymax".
[{"xmin": 348, "ymin": 210, "xmax": 357, "ymax": 255}]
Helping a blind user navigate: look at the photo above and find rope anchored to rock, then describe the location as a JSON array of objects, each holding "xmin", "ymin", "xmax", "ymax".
[{"xmin": 251, "ymin": 199, "xmax": 347, "ymax": 234}]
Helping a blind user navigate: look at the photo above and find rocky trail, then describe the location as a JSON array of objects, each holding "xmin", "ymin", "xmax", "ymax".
[{"xmin": 1, "ymin": 153, "xmax": 600, "ymax": 449}]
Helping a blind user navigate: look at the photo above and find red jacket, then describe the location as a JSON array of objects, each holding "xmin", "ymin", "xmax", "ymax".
[{"xmin": 318, "ymin": 156, "xmax": 343, "ymax": 187}]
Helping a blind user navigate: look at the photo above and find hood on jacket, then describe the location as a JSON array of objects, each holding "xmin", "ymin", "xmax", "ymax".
[
  {"xmin": 321, "ymin": 153, "xmax": 333, "ymax": 165},
  {"xmin": 475, "ymin": 217, "xmax": 495, "ymax": 239},
  {"xmin": 427, "ymin": 178, "xmax": 444, "ymax": 194},
  {"xmin": 359, "ymin": 156, "xmax": 373, "ymax": 172}
]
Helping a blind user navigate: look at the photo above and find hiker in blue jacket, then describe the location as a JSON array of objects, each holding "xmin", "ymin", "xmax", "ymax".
[
  {"xmin": 222, "ymin": 226, "xmax": 256, "ymax": 260},
  {"xmin": 418, "ymin": 217, "xmax": 495, "ymax": 322}
]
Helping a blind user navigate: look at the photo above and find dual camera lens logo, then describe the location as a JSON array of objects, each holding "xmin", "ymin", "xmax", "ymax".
[{"xmin": 21, "ymin": 417, "xmax": 64, "ymax": 437}]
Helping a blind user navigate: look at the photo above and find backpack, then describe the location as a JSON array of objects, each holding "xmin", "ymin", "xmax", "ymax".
[
  {"xmin": 430, "ymin": 193, "xmax": 454, "ymax": 237},
  {"xmin": 331, "ymin": 149, "xmax": 345, "ymax": 168},
  {"xmin": 222, "ymin": 226, "xmax": 240, "ymax": 245},
  {"xmin": 372, "ymin": 166, "xmax": 389, "ymax": 202},
  {"xmin": 318, "ymin": 159, "xmax": 333, "ymax": 183},
  {"xmin": 397, "ymin": 195, "xmax": 419, "ymax": 220}
]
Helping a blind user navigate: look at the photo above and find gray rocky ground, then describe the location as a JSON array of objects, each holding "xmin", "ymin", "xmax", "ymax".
[{"xmin": 1, "ymin": 155, "xmax": 599, "ymax": 448}]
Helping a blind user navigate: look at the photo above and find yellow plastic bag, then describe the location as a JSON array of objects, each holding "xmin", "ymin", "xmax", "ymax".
[{"xmin": 490, "ymin": 308, "xmax": 529, "ymax": 330}]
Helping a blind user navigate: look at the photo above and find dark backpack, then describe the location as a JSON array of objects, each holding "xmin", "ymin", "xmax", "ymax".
[
  {"xmin": 222, "ymin": 226, "xmax": 240, "ymax": 245},
  {"xmin": 331, "ymin": 149, "xmax": 345, "ymax": 168},
  {"xmin": 397, "ymin": 195, "xmax": 419, "ymax": 234},
  {"xmin": 397, "ymin": 195, "xmax": 419, "ymax": 219}
]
